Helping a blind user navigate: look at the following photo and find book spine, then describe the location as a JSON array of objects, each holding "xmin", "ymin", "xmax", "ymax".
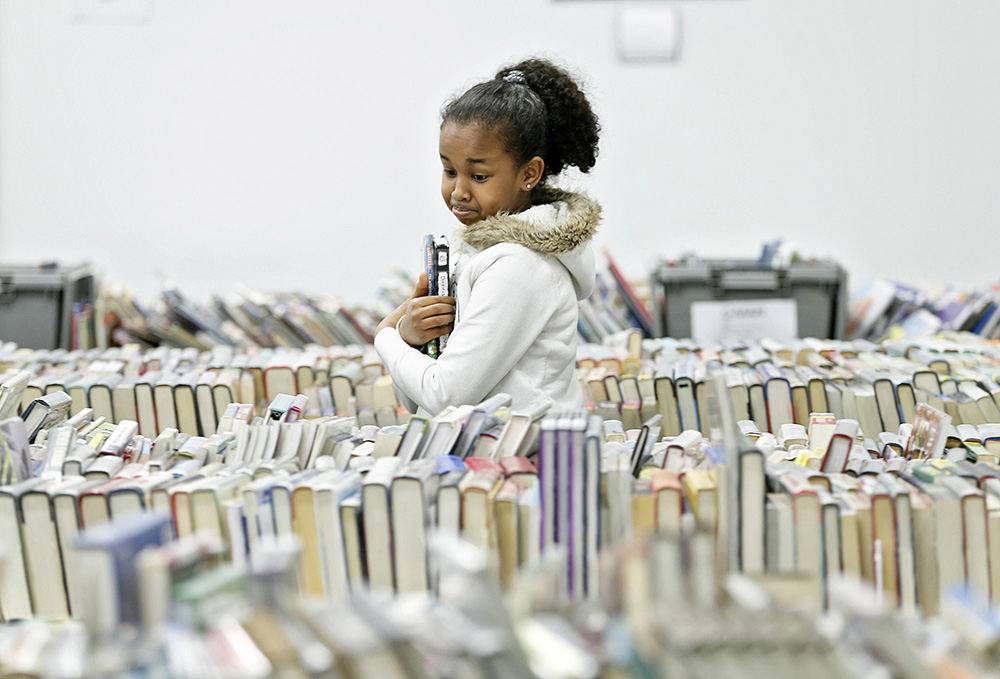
[
  {"xmin": 435, "ymin": 237, "xmax": 451, "ymax": 353},
  {"xmin": 422, "ymin": 234, "xmax": 439, "ymax": 359}
]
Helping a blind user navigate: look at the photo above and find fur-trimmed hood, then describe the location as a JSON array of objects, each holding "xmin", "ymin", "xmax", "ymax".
[
  {"xmin": 459, "ymin": 186, "xmax": 599, "ymax": 254},
  {"xmin": 458, "ymin": 186, "xmax": 600, "ymax": 300}
]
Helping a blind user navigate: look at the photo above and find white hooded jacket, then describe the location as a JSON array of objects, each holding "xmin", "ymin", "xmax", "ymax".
[{"xmin": 374, "ymin": 187, "xmax": 600, "ymax": 415}]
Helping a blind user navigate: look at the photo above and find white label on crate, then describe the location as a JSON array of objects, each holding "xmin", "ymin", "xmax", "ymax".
[{"xmin": 690, "ymin": 299, "xmax": 798, "ymax": 341}]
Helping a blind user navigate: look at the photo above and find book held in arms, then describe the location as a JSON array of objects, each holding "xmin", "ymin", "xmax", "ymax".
[{"xmin": 419, "ymin": 234, "xmax": 451, "ymax": 359}]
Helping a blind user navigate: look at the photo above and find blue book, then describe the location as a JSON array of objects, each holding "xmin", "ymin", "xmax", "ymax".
[
  {"xmin": 75, "ymin": 512, "xmax": 172, "ymax": 631},
  {"xmin": 169, "ymin": 457, "xmax": 204, "ymax": 478},
  {"xmin": 432, "ymin": 454, "xmax": 466, "ymax": 475},
  {"xmin": 973, "ymin": 302, "xmax": 999, "ymax": 335},
  {"xmin": 703, "ymin": 444, "xmax": 727, "ymax": 466},
  {"xmin": 267, "ymin": 393, "xmax": 296, "ymax": 422}
]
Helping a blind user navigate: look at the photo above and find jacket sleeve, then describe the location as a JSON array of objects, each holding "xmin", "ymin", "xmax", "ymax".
[{"xmin": 374, "ymin": 251, "xmax": 562, "ymax": 415}]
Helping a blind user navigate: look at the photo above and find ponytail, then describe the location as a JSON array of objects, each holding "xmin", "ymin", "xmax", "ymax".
[{"xmin": 442, "ymin": 58, "xmax": 600, "ymax": 184}]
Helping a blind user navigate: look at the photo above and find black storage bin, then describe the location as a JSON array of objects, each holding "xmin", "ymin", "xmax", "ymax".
[
  {"xmin": 651, "ymin": 258, "xmax": 847, "ymax": 340},
  {"xmin": 0, "ymin": 263, "xmax": 96, "ymax": 349}
]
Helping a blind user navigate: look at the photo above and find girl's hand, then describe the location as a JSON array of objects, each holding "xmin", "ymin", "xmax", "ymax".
[{"xmin": 375, "ymin": 273, "xmax": 456, "ymax": 348}]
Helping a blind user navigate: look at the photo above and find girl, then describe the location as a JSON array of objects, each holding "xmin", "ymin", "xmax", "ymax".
[{"xmin": 374, "ymin": 58, "xmax": 601, "ymax": 415}]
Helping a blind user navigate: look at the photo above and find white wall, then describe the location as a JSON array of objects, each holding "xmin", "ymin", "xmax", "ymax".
[{"xmin": 2, "ymin": 1, "xmax": 999, "ymax": 308}]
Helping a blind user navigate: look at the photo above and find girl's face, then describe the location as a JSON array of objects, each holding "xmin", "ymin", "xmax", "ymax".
[{"xmin": 439, "ymin": 122, "xmax": 542, "ymax": 226}]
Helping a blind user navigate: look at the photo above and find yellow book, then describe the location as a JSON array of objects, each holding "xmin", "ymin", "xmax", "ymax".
[
  {"xmin": 631, "ymin": 479, "xmax": 655, "ymax": 537},
  {"xmin": 987, "ymin": 501, "xmax": 1000, "ymax": 608},
  {"xmin": 637, "ymin": 464, "xmax": 659, "ymax": 481},
  {"xmin": 910, "ymin": 490, "xmax": 941, "ymax": 616},
  {"xmin": 682, "ymin": 469, "xmax": 717, "ymax": 532},
  {"xmin": 291, "ymin": 480, "xmax": 327, "ymax": 598},
  {"xmin": 838, "ymin": 500, "xmax": 862, "ymax": 580},
  {"xmin": 461, "ymin": 469, "xmax": 503, "ymax": 580},
  {"xmin": 494, "ymin": 480, "xmax": 520, "ymax": 591}
]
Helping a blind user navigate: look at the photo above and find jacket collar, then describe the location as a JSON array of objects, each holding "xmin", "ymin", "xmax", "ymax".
[{"xmin": 458, "ymin": 186, "xmax": 600, "ymax": 255}]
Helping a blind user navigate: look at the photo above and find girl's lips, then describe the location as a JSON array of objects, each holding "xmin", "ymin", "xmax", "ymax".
[{"xmin": 452, "ymin": 206, "xmax": 476, "ymax": 217}]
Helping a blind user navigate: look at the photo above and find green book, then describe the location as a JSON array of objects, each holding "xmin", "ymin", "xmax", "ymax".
[{"xmin": 911, "ymin": 463, "xmax": 951, "ymax": 484}]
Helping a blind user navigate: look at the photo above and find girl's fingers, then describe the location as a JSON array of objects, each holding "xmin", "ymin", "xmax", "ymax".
[
  {"xmin": 420, "ymin": 295, "xmax": 455, "ymax": 305},
  {"xmin": 401, "ymin": 295, "xmax": 456, "ymax": 343},
  {"xmin": 417, "ymin": 303, "xmax": 456, "ymax": 317},
  {"xmin": 409, "ymin": 303, "xmax": 455, "ymax": 321},
  {"xmin": 417, "ymin": 303, "xmax": 457, "ymax": 319},
  {"xmin": 410, "ymin": 297, "xmax": 456, "ymax": 311},
  {"xmin": 426, "ymin": 314, "xmax": 456, "ymax": 329},
  {"xmin": 417, "ymin": 314, "xmax": 455, "ymax": 331},
  {"xmin": 409, "ymin": 272, "xmax": 429, "ymax": 299}
]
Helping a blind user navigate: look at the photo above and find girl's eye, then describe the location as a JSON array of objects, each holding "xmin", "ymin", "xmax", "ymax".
[
  {"xmin": 473, "ymin": 174, "xmax": 489, "ymax": 182},
  {"xmin": 443, "ymin": 169, "xmax": 457, "ymax": 177}
]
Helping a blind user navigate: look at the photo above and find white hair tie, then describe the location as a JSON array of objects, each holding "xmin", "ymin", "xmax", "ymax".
[{"xmin": 503, "ymin": 70, "xmax": 527, "ymax": 85}]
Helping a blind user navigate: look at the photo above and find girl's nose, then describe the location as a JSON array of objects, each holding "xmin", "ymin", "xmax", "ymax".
[{"xmin": 452, "ymin": 177, "xmax": 471, "ymax": 200}]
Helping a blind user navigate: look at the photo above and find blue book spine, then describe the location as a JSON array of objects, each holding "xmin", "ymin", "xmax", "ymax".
[
  {"xmin": 432, "ymin": 453, "xmax": 466, "ymax": 474},
  {"xmin": 422, "ymin": 234, "xmax": 439, "ymax": 359}
]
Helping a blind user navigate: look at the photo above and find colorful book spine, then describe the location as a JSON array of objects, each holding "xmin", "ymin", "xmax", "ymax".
[
  {"xmin": 434, "ymin": 236, "xmax": 451, "ymax": 353},
  {"xmin": 422, "ymin": 234, "xmax": 439, "ymax": 359}
]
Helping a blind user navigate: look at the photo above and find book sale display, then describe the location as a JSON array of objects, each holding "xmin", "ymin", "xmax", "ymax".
[
  {"xmin": 52, "ymin": 247, "xmax": 644, "ymax": 355},
  {"xmin": 4, "ymin": 328, "xmax": 1000, "ymax": 677}
]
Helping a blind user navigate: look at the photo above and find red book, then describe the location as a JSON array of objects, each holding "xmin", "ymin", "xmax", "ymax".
[
  {"xmin": 603, "ymin": 247, "xmax": 654, "ymax": 335},
  {"xmin": 498, "ymin": 456, "xmax": 537, "ymax": 476},
  {"xmin": 464, "ymin": 457, "xmax": 503, "ymax": 474},
  {"xmin": 821, "ymin": 419, "xmax": 858, "ymax": 473},
  {"xmin": 460, "ymin": 469, "xmax": 503, "ymax": 552},
  {"xmin": 650, "ymin": 470, "xmax": 682, "ymax": 535},
  {"xmin": 499, "ymin": 455, "xmax": 538, "ymax": 490},
  {"xmin": 650, "ymin": 469, "xmax": 682, "ymax": 493}
]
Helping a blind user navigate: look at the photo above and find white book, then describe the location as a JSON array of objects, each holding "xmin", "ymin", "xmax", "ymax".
[{"xmin": 313, "ymin": 471, "xmax": 362, "ymax": 600}]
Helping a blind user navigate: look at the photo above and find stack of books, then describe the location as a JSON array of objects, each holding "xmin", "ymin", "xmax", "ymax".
[
  {"xmin": 0, "ymin": 383, "xmax": 558, "ymax": 620},
  {"xmin": 98, "ymin": 284, "xmax": 379, "ymax": 350},
  {"xmin": 4, "ymin": 330, "xmax": 1000, "ymax": 675},
  {"xmin": 847, "ymin": 278, "xmax": 1000, "ymax": 341},
  {"xmin": 576, "ymin": 248, "xmax": 655, "ymax": 343},
  {"xmin": 577, "ymin": 329, "xmax": 1000, "ymax": 442},
  {"xmin": 2, "ymin": 503, "xmax": 998, "ymax": 676},
  {"xmin": 0, "ymin": 342, "xmax": 409, "ymax": 437},
  {"xmin": 96, "ymin": 248, "xmax": 650, "ymax": 353}
]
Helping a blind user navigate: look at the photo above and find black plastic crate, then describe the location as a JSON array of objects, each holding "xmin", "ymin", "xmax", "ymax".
[
  {"xmin": 651, "ymin": 258, "xmax": 847, "ymax": 340},
  {"xmin": 0, "ymin": 263, "xmax": 96, "ymax": 349}
]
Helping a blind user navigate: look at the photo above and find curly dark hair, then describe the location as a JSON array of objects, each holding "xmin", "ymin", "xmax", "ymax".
[{"xmin": 441, "ymin": 58, "xmax": 600, "ymax": 184}]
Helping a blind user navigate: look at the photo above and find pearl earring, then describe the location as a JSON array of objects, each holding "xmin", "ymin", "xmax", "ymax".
[{"xmin": 525, "ymin": 184, "xmax": 531, "ymax": 189}]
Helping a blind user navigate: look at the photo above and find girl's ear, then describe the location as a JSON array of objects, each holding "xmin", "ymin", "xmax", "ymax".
[{"xmin": 521, "ymin": 156, "xmax": 545, "ymax": 190}]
